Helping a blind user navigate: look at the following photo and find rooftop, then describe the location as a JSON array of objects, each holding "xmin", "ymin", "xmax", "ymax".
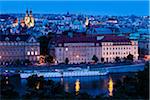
[{"xmin": 55, "ymin": 34, "xmax": 131, "ymax": 43}]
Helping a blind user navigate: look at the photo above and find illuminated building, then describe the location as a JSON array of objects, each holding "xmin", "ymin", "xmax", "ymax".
[
  {"xmin": 24, "ymin": 9, "xmax": 34, "ymax": 28},
  {"xmin": 51, "ymin": 34, "xmax": 138, "ymax": 64},
  {"xmin": 12, "ymin": 18, "xmax": 18, "ymax": 27},
  {"xmin": 20, "ymin": 19, "xmax": 25, "ymax": 27},
  {"xmin": 85, "ymin": 17, "xmax": 89, "ymax": 27},
  {"xmin": 0, "ymin": 34, "xmax": 40, "ymax": 65}
]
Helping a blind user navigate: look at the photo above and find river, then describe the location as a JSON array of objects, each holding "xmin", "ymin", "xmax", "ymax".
[{"xmin": 17, "ymin": 72, "xmax": 136, "ymax": 97}]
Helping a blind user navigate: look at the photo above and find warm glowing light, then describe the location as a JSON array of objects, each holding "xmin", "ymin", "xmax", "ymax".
[
  {"xmin": 35, "ymin": 51, "xmax": 38, "ymax": 55},
  {"xmin": 85, "ymin": 17, "xmax": 89, "ymax": 26},
  {"xmin": 36, "ymin": 82, "xmax": 40, "ymax": 90},
  {"xmin": 27, "ymin": 51, "xmax": 30, "ymax": 55},
  {"xmin": 108, "ymin": 77, "xmax": 113, "ymax": 96},
  {"xmin": 75, "ymin": 79, "xmax": 80, "ymax": 95},
  {"xmin": 131, "ymin": 41, "xmax": 134, "ymax": 46},
  {"xmin": 39, "ymin": 56, "xmax": 45, "ymax": 64},
  {"xmin": 31, "ymin": 51, "xmax": 34, "ymax": 55},
  {"xmin": 0, "ymin": 56, "xmax": 1, "ymax": 59},
  {"xmin": 76, "ymin": 55, "xmax": 79, "ymax": 58},
  {"xmin": 6, "ymin": 81, "xmax": 8, "ymax": 84},
  {"xmin": 65, "ymin": 48, "xmax": 68, "ymax": 51}
]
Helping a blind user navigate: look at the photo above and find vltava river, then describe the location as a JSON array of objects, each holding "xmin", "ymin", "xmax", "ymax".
[{"xmin": 19, "ymin": 73, "xmax": 136, "ymax": 97}]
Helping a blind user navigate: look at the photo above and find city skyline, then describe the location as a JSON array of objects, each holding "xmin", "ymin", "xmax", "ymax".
[{"xmin": 0, "ymin": 1, "xmax": 149, "ymax": 16}]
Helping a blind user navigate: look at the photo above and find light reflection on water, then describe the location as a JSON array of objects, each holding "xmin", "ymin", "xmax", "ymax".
[
  {"xmin": 50, "ymin": 75, "xmax": 109, "ymax": 96},
  {"xmin": 75, "ymin": 79, "xmax": 80, "ymax": 95},
  {"xmin": 19, "ymin": 73, "xmax": 135, "ymax": 97},
  {"xmin": 108, "ymin": 77, "xmax": 113, "ymax": 96}
]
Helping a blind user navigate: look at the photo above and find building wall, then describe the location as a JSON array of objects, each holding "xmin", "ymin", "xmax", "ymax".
[
  {"xmin": 0, "ymin": 41, "xmax": 40, "ymax": 64},
  {"xmin": 54, "ymin": 41, "xmax": 138, "ymax": 64},
  {"xmin": 101, "ymin": 41, "xmax": 138, "ymax": 62},
  {"xmin": 55, "ymin": 43, "xmax": 102, "ymax": 64},
  {"xmin": 25, "ymin": 43, "xmax": 40, "ymax": 62}
]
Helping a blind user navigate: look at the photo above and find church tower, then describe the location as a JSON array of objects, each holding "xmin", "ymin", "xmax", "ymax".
[{"xmin": 24, "ymin": 9, "xmax": 34, "ymax": 28}]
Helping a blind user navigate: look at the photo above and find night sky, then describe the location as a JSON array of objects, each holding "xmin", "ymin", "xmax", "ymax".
[{"xmin": 0, "ymin": 0, "xmax": 149, "ymax": 15}]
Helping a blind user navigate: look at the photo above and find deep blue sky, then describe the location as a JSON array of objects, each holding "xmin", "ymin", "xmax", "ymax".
[{"xmin": 0, "ymin": 1, "xmax": 149, "ymax": 15}]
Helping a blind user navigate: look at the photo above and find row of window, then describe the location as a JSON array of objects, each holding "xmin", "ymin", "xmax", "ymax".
[
  {"xmin": 0, "ymin": 52, "xmax": 24, "ymax": 55},
  {"xmin": 0, "ymin": 42, "xmax": 39, "ymax": 46},
  {"xmin": 27, "ymin": 51, "xmax": 38, "ymax": 56},
  {"xmin": 102, "ymin": 42, "xmax": 132, "ymax": 46},
  {"xmin": 103, "ymin": 52, "xmax": 137, "ymax": 55},
  {"xmin": 0, "ymin": 48, "xmax": 24, "ymax": 52},
  {"xmin": 103, "ymin": 47, "xmax": 137, "ymax": 50},
  {"xmin": 58, "ymin": 58, "xmax": 94, "ymax": 61}
]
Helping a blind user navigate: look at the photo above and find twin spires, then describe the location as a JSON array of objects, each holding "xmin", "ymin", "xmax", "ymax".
[
  {"xmin": 25, "ymin": 9, "xmax": 34, "ymax": 28},
  {"xmin": 26, "ymin": 9, "xmax": 32, "ymax": 16}
]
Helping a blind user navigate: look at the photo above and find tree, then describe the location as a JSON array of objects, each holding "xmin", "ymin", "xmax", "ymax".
[
  {"xmin": 115, "ymin": 57, "xmax": 121, "ymax": 63},
  {"xmin": 14, "ymin": 59, "xmax": 21, "ymax": 66},
  {"xmin": 24, "ymin": 59, "xmax": 31, "ymax": 65},
  {"xmin": 37, "ymin": 36, "xmax": 49, "ymax": 55},
  {"xmin": 127, "ymin": 54, "xmax": 134, "ymax": 62},
  {"xmin": 122, "ymin": 57, "xmax": 127, "ymax": 63},
  {"xmin": 45, "ymin": 55, "xmax": 54, "ymax": 64},
  {"xmin": 92, "ymin": 55, "xmax": 99, "ymax": 63},
  {"xmin": 65, "ymin": 58, "xmax": 69, "ymax": 64},
  {"xmin": 101, "ymin": 57, "xmax": 104, "ymax": 63}
]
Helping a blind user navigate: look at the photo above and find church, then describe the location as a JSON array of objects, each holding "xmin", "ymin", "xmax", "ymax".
[{"xmin": 24, "ymin": 9, "xmax": 35, "ymax": 28}]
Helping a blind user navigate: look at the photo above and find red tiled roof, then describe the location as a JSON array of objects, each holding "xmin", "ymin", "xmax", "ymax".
[{"xmin": 55, "ymin": 34, "xmax": 131, "ymax": 43}]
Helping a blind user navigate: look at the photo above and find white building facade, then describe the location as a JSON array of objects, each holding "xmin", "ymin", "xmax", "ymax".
[{"xmin": 51, "ymin": 34, "xmax": 138, "ymax": 64}]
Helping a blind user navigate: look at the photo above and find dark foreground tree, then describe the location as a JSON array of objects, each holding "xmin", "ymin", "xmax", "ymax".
[
  {"xmin": 127, "ymin": 54, "xmax": 134, "ymax": 62},
  {"xmin": 65, "ymin": 58, "xmax": 69, "ymax": 64},
  {"xmin": 45, "ymin": 55, "xmax": 54, "ymax": 64},
  {"xmin": 101, "ymin": 57, "xmax": 104, "ymax": 63},
  {"xmin": 92, "ymin": 55, "xmax": 99, "ymax": 63},
  {"xmin": 115, "ymin": 57, "xmax": 121, "ymax": 63},
  {"xmin": 37, "ymin": 36, "xmax": 49, "ymax": 55}
]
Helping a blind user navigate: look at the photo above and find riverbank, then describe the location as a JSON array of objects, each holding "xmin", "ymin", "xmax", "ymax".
[{"xmin": 1, "ymin": 63, "xmax": 145, "ymax": 78}]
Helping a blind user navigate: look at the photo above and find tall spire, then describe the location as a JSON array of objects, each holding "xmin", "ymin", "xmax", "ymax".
[
  {"xmin": 26, "ymin": 9, "xmax": 28, "ymax": 16},
  {"xmin": 30, "ymin": 9, "xmax": 32, "ymax": 16}
]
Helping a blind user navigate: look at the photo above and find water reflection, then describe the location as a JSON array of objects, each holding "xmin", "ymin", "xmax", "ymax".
[
  {"xmin": 108, "ymin": 77, "xmax": 113, "ymax": 96},
  {"xmin": 65, "ymin": 82, "xmax": 69, "ymax": 92},
  {"xmin": 20, "ymin": 74, "xmax": 135, "ymax": 97},
  {"xmin": 36, "ymin": 82, "xmax": 40, "ymax": 90},
  {"xmin": 75, "ymin": 79, "xmax": 80, "ymax": 95},
  {"xmin": 60, "ymin": 77, "xmax": 63, "ymax": 85}
]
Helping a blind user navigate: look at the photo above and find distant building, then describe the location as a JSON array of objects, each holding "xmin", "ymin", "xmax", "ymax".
[
  {"xmin": 49, "ymin": 34, "xmax": 138, "ymax": 64},
  {"xmin": 0, "ymin": 34, "xmax": 40, "ymax": 65},
  {"xmin": 24, "ymin": 10, "xmax": 35, "ymax": 28}
]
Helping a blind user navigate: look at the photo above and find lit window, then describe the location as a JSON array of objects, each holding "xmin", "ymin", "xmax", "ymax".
[
  {"xmin": 31, "ymin": 51, "xmax": 34, "ymax": 55},
  {"xmin": 27, "ymin": 51, "xmax": 30, "ymax": 55},
  {"xmin": 35, "ymin": 51, "xmax": 38, "ymax": 55},
  {"xmin": 65, "ymin": 48, "xmax": 68, "ymax": 51}
]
